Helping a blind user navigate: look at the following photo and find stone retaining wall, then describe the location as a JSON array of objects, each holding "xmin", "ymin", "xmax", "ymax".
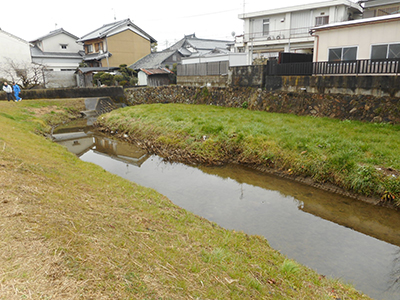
[{"xmin": 125, "ymin": 85, "xmax": 400, "ymax": 124}]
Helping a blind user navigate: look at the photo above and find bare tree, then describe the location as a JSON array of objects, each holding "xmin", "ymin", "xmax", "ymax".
[{"xmin": 0, "ymin": 58, "xmax": 50, "ymax": 88}]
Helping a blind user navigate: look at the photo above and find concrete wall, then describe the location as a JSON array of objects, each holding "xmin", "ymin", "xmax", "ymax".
[
  {"xmin": 124, "ymin": 85, "xmax": 400, "ymax": 124},
  {"xmin": 229, "ymin": 65, "xmax": 265, "ymax": 87},
  {"xmin": 45, "ymin": 71, "xmax": 77, "ymax": 88}
]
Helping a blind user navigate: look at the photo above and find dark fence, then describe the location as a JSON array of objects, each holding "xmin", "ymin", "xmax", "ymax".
[
  {"xmin": 178, "ymin": 61, "xmax": 229, "ymax": 76},
  {"xmin": 268, "ymin": 59, "xmax": 400, "ymax": 76}
]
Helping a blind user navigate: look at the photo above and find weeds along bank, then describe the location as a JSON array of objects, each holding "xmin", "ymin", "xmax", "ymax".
[
  {"xmin": 0, "ymin": 100, "xmax": 372, "ymax": 299},
  {"xmin": 96, "ymin": 103, "xmax": 400, "ymax": 207},
  {"xmin": 124, "ymin": 86, "xmax": 400, "ymax": 124}
]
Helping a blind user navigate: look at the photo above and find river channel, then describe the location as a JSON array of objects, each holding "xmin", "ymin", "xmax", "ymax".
[{"xmin": 54, "ymin": 118, "xmax": 400, "ymax": 300}]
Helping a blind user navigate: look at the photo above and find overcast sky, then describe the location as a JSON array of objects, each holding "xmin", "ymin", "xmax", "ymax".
[{"xmin": 1, "ymin": 0, "xmax": 354, "ymax": 50}]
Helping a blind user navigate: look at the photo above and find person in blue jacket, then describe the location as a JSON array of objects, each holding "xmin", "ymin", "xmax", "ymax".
[{"xmin": 12, "ymin": 82, "xmax": 22, "ymax": 101}]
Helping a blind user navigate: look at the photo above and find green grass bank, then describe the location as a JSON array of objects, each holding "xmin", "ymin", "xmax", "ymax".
[
  {"xmin": 96, "ymin": 103, "xmax": 400, "ymax": 206},
  {"xmin": 0, "ymin": 100, "xmax": 372, "ymax": 299}
]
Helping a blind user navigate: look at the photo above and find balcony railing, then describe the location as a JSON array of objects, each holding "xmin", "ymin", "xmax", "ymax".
[
  {"xmin": 268, "ymin": 59, "xmax": 400, "ymax": 76},
  {"xmin": 243, "ymin": 27, "xmax": 312, "ymax": 42}
]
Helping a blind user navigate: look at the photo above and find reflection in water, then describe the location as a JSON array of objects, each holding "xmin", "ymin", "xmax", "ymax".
[
  {"xmin": 55, "ymin": 120, "xmax": 400, "ymax": 300},
  {"xmin": 389, "ymin": 249, "xmax": 400, "ymax": 294}
]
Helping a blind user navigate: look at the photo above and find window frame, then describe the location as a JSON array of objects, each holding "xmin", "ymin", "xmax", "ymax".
[
  {"xmin": 328, "ymin": 46, "xmax": 358, "ymax": 62},
  {"xmin": 85, "ymin": 44, "xmax": 94, "ymax": 54},
  {"xmin": 371, "ymin": 43, "xmax": 400, "ymax": 60},
  {"xmin": 262, "ymin": 18, "xmax": 270, "ymax": 36},
  {"xmin": 315, "ymin": 15, "xmax": 329, "ymax": 27}
]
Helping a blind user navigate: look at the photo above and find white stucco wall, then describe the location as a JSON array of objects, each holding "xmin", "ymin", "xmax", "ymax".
[
  {"xmin": 0, "ymin": 30, "xmax": 32, "ymax": 79},
  {"xmin": 32, "ymin": 57, "xmax": 83, "ymax": 71},
  {"xmin": 41, "ymin": 33, "xmax": 83, "ymax": 53},
  {"xmin": 314, "ymin": 17, "xmax": 400, "ymax": 61}
]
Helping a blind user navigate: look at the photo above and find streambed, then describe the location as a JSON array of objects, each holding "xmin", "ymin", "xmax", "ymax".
[{"xmin": 54, "ymin": 118, "xmax": 400, "ymax": 299}]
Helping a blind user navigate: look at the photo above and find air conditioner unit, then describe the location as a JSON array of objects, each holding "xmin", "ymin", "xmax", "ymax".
[
  {"xmin": 266, "ymin": 35, "xmax": 274, "ymax": 40},
  {"xmin": 276, "ymin": 35, "xmax": 284, "ymax": 40}
]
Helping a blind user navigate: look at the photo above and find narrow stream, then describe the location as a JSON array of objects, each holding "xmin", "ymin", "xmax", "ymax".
[{"xmin": 54, "ymin": 119, "xmax": 400, "ymax": 300}]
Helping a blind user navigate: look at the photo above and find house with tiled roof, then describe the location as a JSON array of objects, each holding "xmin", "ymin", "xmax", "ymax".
[
  {"xmin": 77, "ymin": 19, "xmax": 156, "ymax": 68},
  {"xmin": 166, "ymin": 33, "xmax": 232, "ymax": 56},
  {"xmin": 129, "ymin": 34, "xmax": 232, "ymax": 70},
  {"xmin": 30, "ymin": 28, "xmax": 84, "ymax": 87},
  {"xmin": 128, "ymin": 34, "xmax": 232, "ymax": 86}
]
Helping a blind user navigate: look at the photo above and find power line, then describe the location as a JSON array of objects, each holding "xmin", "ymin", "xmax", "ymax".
[{"xmin": 145, "ymin": 7, "xmax": 241, "ymax": 22}]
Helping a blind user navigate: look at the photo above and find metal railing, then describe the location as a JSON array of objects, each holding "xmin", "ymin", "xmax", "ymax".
[
  {"xmin": 269, "ymin": 59, "xmax": 400, "ymax": 76},
  {"xmin": 178, "ymin": 61, "xmax": 229, "ymax": 76},
  {"xmin": 243, "ymin": 26, "xmax": 312, "ymax": 42}
]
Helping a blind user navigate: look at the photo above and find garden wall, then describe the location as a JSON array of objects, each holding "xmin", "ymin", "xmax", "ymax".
[
  {"xmin": 125, "ymin": 85, "xmax": 400, "ymax": 124},
  {"xmin": 0, "ymin": 86, "xmax": 126, "ymax": 103}
]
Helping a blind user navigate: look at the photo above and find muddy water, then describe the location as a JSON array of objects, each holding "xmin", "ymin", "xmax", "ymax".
[{"xmin": 54, "ymin": 119, "xmax": 400, "ymax": 300}]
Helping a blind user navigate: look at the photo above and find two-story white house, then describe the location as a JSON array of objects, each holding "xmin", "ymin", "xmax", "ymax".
[
  {"xmin": 234, "ymin": 0, "xmax": 363, "ymax": 64},
  {"xmin": 30, "ymin": 28, "xmax": 84, "ymax": 88}
]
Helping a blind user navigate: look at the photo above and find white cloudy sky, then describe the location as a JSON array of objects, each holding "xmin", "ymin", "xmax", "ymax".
[{"xmin": 2, "ymin": 0, "xmax": 355, "ymax": 50}]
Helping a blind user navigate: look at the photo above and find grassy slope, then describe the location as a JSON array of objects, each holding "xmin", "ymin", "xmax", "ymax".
[
  {"xmin": 97, "ymin": 103, "xmax": 400, "ymax": 203},
  {"xmin": 0, "ymin": 100, "xmax": 370, "ymax": 299}
]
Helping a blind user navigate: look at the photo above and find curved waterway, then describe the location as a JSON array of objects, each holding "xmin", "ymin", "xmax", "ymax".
[{"xmin": 54, "ymin": 119, "xmax": 400, "ymax": 300}]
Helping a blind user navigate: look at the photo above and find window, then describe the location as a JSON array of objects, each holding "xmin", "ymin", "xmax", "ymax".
[
  {"xmin": 60, "ymin": 44, "xmax": 68, "ymax": 50},
  {"xmin": 85, "ymin": 44, "xmax": 93, "ymax": 54},
  {"xmin": 315, "ymin": 16, "xmax": 329, "ymax": 27},
  {"xmin": 371, "ymin": 43, "xmax": 400, "ymax": 60},
  {"xmin": 328, "ymin": 47, "xmax": 357, "ymax": 62},
  {"xmin": 95, "ymin": 42, "xmax": 103, "ymax": 52},
  {"xmin": 263, "ymin": 19, "xmax": 270, "ymax": 36},
  {"xmin": 377, "ymin": 6, "xmax": 400, "ymax": 16}
]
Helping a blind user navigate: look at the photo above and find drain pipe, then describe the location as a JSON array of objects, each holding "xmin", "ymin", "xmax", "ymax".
[{"xmin": 310, "ymin": 29, "xmax": 319, "ymax": 62}]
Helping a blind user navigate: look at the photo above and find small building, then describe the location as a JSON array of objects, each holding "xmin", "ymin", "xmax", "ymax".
[
  {"xmin": 77, "ymin": 19, "xmax": 156, "ymax": 68},
  {"xmin": 138, "ymin": 68, "xmax": 173, "ymax": 86}
]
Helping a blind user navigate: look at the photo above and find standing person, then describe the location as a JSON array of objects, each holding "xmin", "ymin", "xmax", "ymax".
[
  {"xmin": 2, "ymin": 82, "xmax": 15, "ymax": 102},
  {"xmin": 12, "ymin": 82, "xmax": 22, "ymax": 101}
]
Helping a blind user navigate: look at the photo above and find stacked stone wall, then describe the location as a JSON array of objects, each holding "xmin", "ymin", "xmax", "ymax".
[{"xmin": 125, "ymin": 86, "xmax": 400, "ymax": 124}]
